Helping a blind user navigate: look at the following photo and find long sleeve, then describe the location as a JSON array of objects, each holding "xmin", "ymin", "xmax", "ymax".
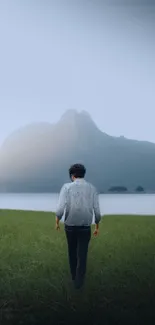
[
  {"xmin": 93, "ymin": 188, "xmax": 101, "ymax": 224},
  {"xmin": 56, "ymin": 185, "xmax": 68, "ymax": 220}
]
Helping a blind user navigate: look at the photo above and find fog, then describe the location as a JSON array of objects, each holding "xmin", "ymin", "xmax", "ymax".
[{"xmin": 0, "ymin": 0, "xmax": 155, "ymax": 145}]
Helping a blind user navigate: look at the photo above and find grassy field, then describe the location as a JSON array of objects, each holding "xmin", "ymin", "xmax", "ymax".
[{"xmin": 0, "ymin": 211, "xmax": 155, "ymax": 325}]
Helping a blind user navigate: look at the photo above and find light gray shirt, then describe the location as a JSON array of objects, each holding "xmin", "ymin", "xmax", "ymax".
[{"xmin": 56, "ymin": 178, "xmax": 101, "ymax": 226}]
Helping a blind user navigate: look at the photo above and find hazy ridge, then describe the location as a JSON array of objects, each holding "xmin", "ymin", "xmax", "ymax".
[{"xmin": 0, "ymin": 109, "xmax": 155, "ymax": 193}]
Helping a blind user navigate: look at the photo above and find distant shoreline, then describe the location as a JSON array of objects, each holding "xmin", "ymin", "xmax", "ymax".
[{"xmin": 0, "ymin": 191, "xmax": 154, "ymax": 195}]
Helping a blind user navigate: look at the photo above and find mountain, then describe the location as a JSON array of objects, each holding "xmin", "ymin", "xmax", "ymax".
[{"xmin": 0, "ymin": 109, "xmax": 155, "ymax": 193}]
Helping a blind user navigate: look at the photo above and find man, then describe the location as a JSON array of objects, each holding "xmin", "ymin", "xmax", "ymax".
[{"xmin": 55, "ymin": 163, "xmax": 101, "ymax": 289}]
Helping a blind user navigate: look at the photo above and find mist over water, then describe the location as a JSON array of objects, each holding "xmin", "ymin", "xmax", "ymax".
[
  {"xmin": 0, "ymin": 193, "xmax": 155, "ymax": 217},
  {"xmin": 0, "ymin": 1, "xmax": 155, "ymax": 209}
]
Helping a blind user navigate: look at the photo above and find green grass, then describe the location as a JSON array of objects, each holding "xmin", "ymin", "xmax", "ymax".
[{"xmin": 0, "ymin": 210, "xmax": 155, "ymax": 325}]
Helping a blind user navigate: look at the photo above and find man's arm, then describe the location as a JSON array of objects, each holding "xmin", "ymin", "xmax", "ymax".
[
  {"xmin": 56, "ymin": 185, "xmax": 67, "ymax": 225},
  {"xmin": 93, "ymin": 187, "xmax": 101, "ymax": 234}
]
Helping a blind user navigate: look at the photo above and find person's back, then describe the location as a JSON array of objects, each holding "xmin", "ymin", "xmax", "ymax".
[
  {"xmin": 57, "ymin": 178, "xmax": 101, "ymax": 226},
  {"xmin": 55, "ymin": 163, "xmax": 101, "ymax": 289}
]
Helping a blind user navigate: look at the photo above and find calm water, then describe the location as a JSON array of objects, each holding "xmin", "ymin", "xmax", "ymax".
[{"xmin": 0, "ymin": 193, "xmax": 155, "ymax": 215}]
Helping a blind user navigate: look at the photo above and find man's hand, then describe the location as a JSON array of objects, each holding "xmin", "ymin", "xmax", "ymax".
[
  {"xmin": 93, "ymin": 223, "xmax": 99, "ymax": 236},
  {"xmin": 56, "ymin": 224, "xmax": 60, "ymax": 231},
  {"xmin": 55, "ymin": 216, "xmax": 60, "ymax": 231}
]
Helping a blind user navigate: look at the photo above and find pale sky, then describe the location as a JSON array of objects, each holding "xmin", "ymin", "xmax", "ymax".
[{"xmin": 0, "ymin": 0, "xmax": 155, "ymax": 145}]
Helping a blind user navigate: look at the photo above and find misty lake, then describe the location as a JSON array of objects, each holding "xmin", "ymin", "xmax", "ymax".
[{"xmin": 0, "ymin": 193, "xmax": 155, "ymax": 217}]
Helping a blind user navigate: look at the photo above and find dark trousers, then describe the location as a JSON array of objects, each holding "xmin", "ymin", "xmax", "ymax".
[{"xmin": 65, "ymin": 225, "xmax": 91, "ymax": 288}]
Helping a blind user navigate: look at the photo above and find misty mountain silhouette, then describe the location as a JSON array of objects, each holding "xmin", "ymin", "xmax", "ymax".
[{"xmin": 0, "ymin": 109, "xmax": 155, "ymax": 192}]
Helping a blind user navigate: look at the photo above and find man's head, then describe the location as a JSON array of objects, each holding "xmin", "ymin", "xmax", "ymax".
[{"xmin": 69, "ymin": 164, "xmax": 86, "ymax": 181}]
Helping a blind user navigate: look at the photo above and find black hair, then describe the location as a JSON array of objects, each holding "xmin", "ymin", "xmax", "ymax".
[{"xmin": 69, "ymin": 164, "xmax": 86, "ymax": 179}]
